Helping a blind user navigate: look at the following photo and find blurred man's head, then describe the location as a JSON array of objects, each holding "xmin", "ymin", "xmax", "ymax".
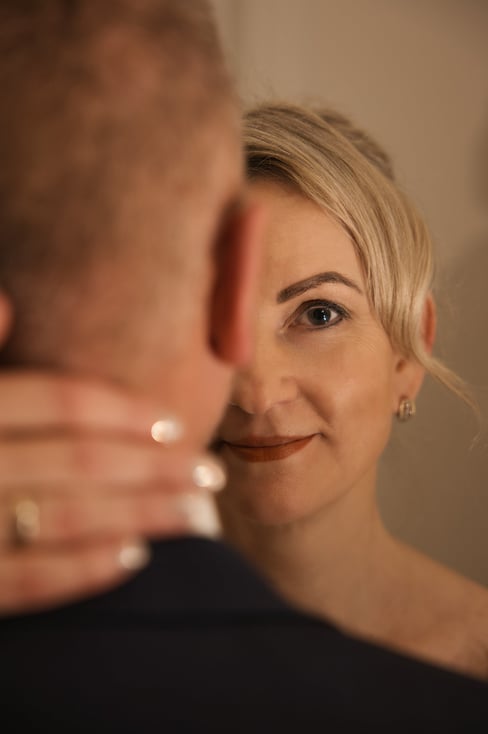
[{"xmin": 0, "ymin": 0, "xmax": 261, "ymax": 448}]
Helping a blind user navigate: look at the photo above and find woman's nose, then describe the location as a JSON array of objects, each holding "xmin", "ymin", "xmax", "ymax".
[{"xmin": 230, "ymin": 349, "xmax": 298, "ymax": 416}]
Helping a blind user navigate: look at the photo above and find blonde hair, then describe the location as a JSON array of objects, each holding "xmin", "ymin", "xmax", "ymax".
[{"xmin": 244, "ymin": 103, "xmax": 472, "ymax": 407}]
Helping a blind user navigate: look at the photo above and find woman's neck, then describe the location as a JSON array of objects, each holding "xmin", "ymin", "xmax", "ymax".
[
  {"xmin": 219, "ymin": 472, "xmax": 488, "ymax": 681},
  {"xmin": 218, "ymin": 473, "xmax": 409, "ymax": 639}
]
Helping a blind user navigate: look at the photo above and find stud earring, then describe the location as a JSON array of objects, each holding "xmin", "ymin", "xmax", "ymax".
[{"xmin": 397, "ymin": 398, "xmax": 416, "ymax": 422}]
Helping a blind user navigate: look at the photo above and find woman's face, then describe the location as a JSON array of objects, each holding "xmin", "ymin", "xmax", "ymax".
[{"xmin": 216, "ymin": 181, "xmax": 414, "ymax": 526}]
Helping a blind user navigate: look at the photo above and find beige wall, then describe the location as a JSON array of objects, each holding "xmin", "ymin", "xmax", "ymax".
[{"xmin": 212, "ymin": 0, "xmax": 488, "ymax": 585}]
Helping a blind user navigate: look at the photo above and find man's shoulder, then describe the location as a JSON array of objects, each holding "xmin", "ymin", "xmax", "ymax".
[
  {"xmin": 74, "ymin": 536, "xmax": 291, "ymax": 618},
  {"xmin": 1, "ymin": 537, "xmax": 488, "ymax": 731}
]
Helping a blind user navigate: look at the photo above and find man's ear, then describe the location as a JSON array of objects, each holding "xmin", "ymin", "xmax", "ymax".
[
  {"xmin": 209, "ymin": 200, "xmax": 264, "ymax": 366},
  {"xmin": 0, "ymin": 289, "xmax": 13, "ymax": 348},
  {"xmin": 392, "ymin": 293, "xmax": 437, "ymax": 406}
]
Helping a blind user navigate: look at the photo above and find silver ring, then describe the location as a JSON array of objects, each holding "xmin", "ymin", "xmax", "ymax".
[{"xmin": 11, "ymin": 499, "xmax": 40, "ymax": 546}]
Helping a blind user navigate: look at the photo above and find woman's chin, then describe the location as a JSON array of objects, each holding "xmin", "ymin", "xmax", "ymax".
[{"xmin": 219, "ymin": 484, "xmax": 314, "ymax": 528}]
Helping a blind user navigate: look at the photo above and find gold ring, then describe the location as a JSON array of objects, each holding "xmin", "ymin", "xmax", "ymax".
[{"xmin": 11, "ymin": 499, "xmax": 40, "ymax": 546}]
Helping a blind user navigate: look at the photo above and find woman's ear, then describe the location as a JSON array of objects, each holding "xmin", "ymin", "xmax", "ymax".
[
  {"xmin": 0, "ymin": 289, "xmax": 13, "ymax": 348},
  {"xmin": 392, "ymin": 294, "xmax": 437, "ymax": 408},
  {"xmin": 209, "ymin": 199, "xmax": 265, "ymax": 366},
  {"xmin": 422, "ymin": 292, "xmax": 436, "ymax": 355}
]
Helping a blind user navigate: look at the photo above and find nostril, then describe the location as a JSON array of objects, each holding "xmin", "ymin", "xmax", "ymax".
[{"xmin": 230, "ymin": 371, "xmax": 298, "ymax": 416}]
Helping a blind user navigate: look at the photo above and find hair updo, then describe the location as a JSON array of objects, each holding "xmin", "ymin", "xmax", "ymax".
[{"xmin": 244, "ymin": 103, "xmax": 471, "ymax": 406}]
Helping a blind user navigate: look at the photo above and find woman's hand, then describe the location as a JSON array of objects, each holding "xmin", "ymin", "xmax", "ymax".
[{"xmin": 0, "ymin": 372, "xmax": 225, "ymax": 616}]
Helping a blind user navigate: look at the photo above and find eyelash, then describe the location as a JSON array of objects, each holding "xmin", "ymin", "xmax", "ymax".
[{"xmin": 288, "ymin": 299, "xmax": 350, "ymax": 331}]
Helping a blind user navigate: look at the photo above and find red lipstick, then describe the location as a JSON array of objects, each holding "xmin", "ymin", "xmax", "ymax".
[{"xmin": 222, "ymin": 435, "xmax": 315, "ymax": 463}]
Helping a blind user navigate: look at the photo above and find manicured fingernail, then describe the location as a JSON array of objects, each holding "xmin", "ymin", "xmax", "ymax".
[
  {"xmin": 13, "ymin": 498, "xmax": 41, "ymax": 544},
  {"xmin": 192, "ymin": 456, "xmax": 227, "ymax": 492},
  {"xmin": 151, "ymin": 417, "xmax": 184, "ymax": 445},
  {"xmin": 177, "ymin": 493, "xmax": 221, "ymax": 538},
  {"xmin": 118, "ymin": 539, "xmax": 151, "ymax": 571}
]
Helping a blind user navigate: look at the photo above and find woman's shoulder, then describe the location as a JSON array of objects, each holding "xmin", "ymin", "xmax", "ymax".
[
  {"xmin": 403, "ymin": 547, "xmax": 488, "ymax": 680},
  {"xmin": 422, "ymin": 555, "xmax": 488, "ymax": 628},
  {"xmin": 457, "ymin": 575, "xmax": 488, "ymax": 678},
  {"xmin": 446, "ymin": 573, "xmax": 488, "ymax": 681}
]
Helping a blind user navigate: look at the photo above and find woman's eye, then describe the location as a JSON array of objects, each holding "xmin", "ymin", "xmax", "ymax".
[
  {"xmin": 306, "ymin": 306, "xmax": 337, "ymax": 326},
  {"xmin": 293, "ymin": 301, "xmax": 346, "ymax": 329}
]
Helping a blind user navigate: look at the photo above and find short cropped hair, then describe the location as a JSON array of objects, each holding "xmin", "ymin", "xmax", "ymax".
[
  {"xmin": 0, "ymin": 0, "xmax": 233, "ymax": 363},
  {"xmin": 244, "ymin": 103, "xmax": 471, "ymax": 405}
]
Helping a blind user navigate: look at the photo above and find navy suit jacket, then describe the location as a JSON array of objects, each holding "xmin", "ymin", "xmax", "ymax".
[{"xmin": 1, "ymin": 538, "xmax": 487, "ymax": 732}]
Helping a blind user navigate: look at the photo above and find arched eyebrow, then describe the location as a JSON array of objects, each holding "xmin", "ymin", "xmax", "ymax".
[{"xmin": 277, "ymin": 271, "xmax": 363, "ymax": 303}]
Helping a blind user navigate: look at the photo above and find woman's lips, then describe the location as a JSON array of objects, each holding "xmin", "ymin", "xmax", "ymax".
[{"xmin": 222, "ymin": 435, "xmax": 316, "ymax": 463}]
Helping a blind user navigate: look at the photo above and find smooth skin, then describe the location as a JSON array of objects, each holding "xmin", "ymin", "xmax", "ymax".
[{"xmin": 216, "ymin": 181, "xmax": 488, "ymax": 680}]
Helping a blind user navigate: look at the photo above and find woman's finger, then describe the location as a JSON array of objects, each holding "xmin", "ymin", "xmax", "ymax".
[
  {"xmin": 0, "ymin": 538, "xmax": 151, "ymax": 616},
  {"xmin": 0, "ymin": 372, "xmax": 167, "ymax": 436},
  {"xmin": 0, "ymin": 490, "xmax": 221, "ymax": 545},
  {"xmin": 0, "ymin": 437, "xmax": 226, "ymax": 488},
  {"xmin": 0, "ymin": 372, "xmax": 226, "ymax": 616}
]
